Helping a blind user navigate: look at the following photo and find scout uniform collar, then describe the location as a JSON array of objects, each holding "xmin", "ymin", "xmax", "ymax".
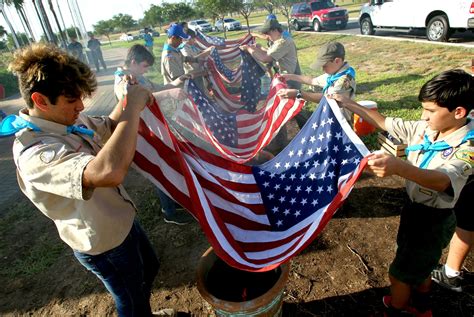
[
  {"xmin": 323, "ymin": 62, "xmax": 356, "ymax": 93},
  {"xmin": 0, "ymin": 109, "xmax": 94, "ymax": 138},
  {"xmin": 406, "ymin": 120, "xmax": 474, "ymax": 168},
  {"xmin": 163, "ymin": 43, "xmax": 181, "ymax": 52}
]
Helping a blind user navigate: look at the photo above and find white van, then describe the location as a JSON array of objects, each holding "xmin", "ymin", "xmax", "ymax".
[{"xmin": 359, "ymin": 0, "xmax": 474, "ymax": 41}]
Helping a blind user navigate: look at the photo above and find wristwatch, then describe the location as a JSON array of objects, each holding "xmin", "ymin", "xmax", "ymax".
[{"xmin": 296, "ymin": 89, "xmax": 302, "ymax": 99}]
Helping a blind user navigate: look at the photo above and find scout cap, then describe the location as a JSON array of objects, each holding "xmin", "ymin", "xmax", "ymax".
[
  {"xmin": 259, "ymin": 19, "xmax": 282, "ymax": 34},
  {"xmin": 310, "ymin": 41, "xmax": 345, "ymax": 70},
  {"xmin": 266, "ymin": 14, "xmax": 277, "ymax": 20},
  {"xmin": 167, "ymin": 24, "xmax": 190, "ymax": 40}
]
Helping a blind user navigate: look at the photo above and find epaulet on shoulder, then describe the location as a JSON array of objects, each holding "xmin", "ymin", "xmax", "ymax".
[
  {"xmin": 16, "ymin": 129, "xmax": 35, "ymax": 147},
  {"xmin": 15, "ymin": 129, "xmax": 43, "ymax": 155}
]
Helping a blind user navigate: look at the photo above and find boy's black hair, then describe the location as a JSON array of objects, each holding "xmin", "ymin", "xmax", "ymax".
[
  {"xmin": 418, "ymin": 69, "xmax": 474, "ymax": 113},
  {"xmin": 125, "ymin": 44, "xmax": 155, "ymax": 67},
  {"xmin": 9, "ymin": 43, "xmax": 96, "ymax": 109}
]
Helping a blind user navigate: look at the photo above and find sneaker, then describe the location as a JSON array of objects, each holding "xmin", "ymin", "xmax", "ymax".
[
  {"xmin": 162, "ymin": 208, "xmax": 194, "ymax": 225},
  {"xmin": 431, "ymin": 264, "xmax": 463, "ymax": 292},
  {"xmin": 152, "ymin": 308, "xmax": 177, "ymax": 316}
]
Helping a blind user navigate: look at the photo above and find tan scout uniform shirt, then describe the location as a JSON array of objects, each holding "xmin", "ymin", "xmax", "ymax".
[
  {"xmin": 267, "ymin": 37, "xmax": 299, "ymax": 75},
  {"xmin": 181, "ymin": 44, "xmax": 203, "ymax": 74},
  {"xmin": 313, "ymin": 62, "xmax": 356, "ymax": 98},
  {"xmin": 386, "ymin": 118, "xmax": 474, "ymax": 209},
  {"xmin": 161, "ymin": 47, "xmax": 197, "ymax": 85},
  {"xmin": 161, "ymin": 48, "xmax": 185, "ymax": 84},
  {"xmin": 13, "ymin": 110, "xmax": 136, "ymax": 255},
  {"xmin": 313, "ymin": 62, "xmax": 356, "ymax": 122}
]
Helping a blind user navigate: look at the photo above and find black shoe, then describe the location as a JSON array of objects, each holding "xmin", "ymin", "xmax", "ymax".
[{"xmin": 431, "ymin": 264, "xmax": 463, "ymax": 292}]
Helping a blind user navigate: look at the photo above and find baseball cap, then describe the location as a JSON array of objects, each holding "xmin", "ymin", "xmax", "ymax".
[
  {"xmin": 310, "ymin": 41, "xmax": 345, "ymax": 70},
  {"xmin": 167, "ymin": 24, "xmax": 190, "ymax": 40},
  {"xmin": 266, "ymin": 14, "xmax": 277, "ymax": 20},
  {"xmin": 258, "ymin": 19, "xmax": 282, "ymax": 34}
]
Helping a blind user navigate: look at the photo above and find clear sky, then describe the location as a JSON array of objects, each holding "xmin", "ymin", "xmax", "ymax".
[{"xmin": 1, "ymin": 0, "xmax": 171, "ymax": 40}]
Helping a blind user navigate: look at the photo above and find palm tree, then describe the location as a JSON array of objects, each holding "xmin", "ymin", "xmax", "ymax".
[
  {"xmin": 5, "ymin": 0, "xmax": 34, "ymax": 43},
  {"xmin": 0, "ymin": 24, "xmax": 7, "ymax": 41},
  {"xmin": 0, "ymin": 0, "xmax": 20, "ymax": 48},
  {"xmin": 47, "ymin": 0, "xmax": 66, "ymax": 47}
]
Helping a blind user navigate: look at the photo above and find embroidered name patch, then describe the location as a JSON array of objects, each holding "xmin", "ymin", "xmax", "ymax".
[{"xmin": 455, "ymin": 150, "xmax": 474, "ymax": 167}]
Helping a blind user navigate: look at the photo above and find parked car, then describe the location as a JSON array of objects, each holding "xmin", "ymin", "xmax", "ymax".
[
  {"xmin": 188, "ymin": 19, "xmax": 213, "ymax": 33},
  {"xmin": 359, "ymin": 0, "xmax": 474, "ymax": 42},
  {"xmin": 119, "ymin": 33, "xmax": 134, "ymax": 41},
  {"xmin": 290, "ymin": 0, "xmax": 348, "ymax": 32},
  {"xmin": 214, "ymin": 18, "xmax": 242, "ymax": 32}
]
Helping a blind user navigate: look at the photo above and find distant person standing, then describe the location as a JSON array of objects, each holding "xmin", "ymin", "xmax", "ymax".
[
  {"xmin": 87, "ymin": 33, "xmax": 107, "ymax": 72},
  {"xmin": 143, "ymin": 28, "xmax": 154, "ymax": 54},
  {"xmin": 67, "ymin": 36, "xmax": 85, "ymax": 63}
]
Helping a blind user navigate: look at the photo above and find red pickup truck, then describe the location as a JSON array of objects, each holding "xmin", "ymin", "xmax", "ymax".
[{"xmin": 290, "ymin": 0, "xmax": 349, "ymax": 32}]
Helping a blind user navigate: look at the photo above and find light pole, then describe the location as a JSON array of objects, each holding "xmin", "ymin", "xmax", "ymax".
[{"xmin": 0, "ymin": 0, "xmax": 21, "ymax": 49}]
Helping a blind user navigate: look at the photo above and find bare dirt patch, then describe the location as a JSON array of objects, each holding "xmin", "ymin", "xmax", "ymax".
[{"xmin": 0, "ymin": 168, "xmax": 473, "ymax": 316}]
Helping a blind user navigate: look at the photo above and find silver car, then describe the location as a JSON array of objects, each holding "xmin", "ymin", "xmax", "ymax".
[
  {"xmin": 188, "ymin": 19, "xmax": 213, "ymax": 33},
  {"xmin": 214, "ymin": 18, "xmax": 242, "ymax": 31}
]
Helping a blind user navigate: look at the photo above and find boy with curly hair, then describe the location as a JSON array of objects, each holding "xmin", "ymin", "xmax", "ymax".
[{"xmin": 5, "ymin": 43, "xmax": 167, "ymax": 316}]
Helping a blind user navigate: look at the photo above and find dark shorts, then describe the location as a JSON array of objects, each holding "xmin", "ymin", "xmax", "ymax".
[
  {"xmin": 389, "ymin": 202, "xmax": 456, "ymax": 286},
  {"xmin": 454, "ymin": 180, "xmax": 473, "ymax": 231}
]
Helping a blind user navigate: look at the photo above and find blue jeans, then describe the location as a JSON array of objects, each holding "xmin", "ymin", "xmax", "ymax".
[
  {"xmin": 156, "ymin": 188, "xmax": 178, "ymax": 217},
  {"xmin": 74, "ymin": 221, "xmax": 159, "ymax": 317}
]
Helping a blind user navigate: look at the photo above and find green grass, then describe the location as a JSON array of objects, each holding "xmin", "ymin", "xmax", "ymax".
[{"xmin": 0, "ymin": 201, "xmax": 65, "ymax": 278}]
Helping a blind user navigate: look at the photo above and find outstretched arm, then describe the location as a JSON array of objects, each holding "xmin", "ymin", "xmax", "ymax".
[
  {"xmin": 367, "ymin": 152, "xmax": 452, "ymax": 192},
  {"xmin": 83, "ymin": 84, "xmax": 152, "ymax": 188},
  {"xmin": 281, "ymin": 73, "xmax": 314, "ymax": 85},
  {"xmin": 329, "ymin": 93, "xmax": 387, "ymax": 130},
  {"xmin": 277, "ymin": 88, "xmax": 323, "ymax": 103},
  {"xmin": 240, "ymin": 44, "xmax": 273, "ymax": 63}
]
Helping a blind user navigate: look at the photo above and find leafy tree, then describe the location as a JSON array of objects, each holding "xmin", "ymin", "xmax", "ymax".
[
  {"xmin": 143, "ymin": 4, "xmax": 165, "ymax": 28},
  {"xmin": 254, "ymin": 0, "xmax": 274, "ymax": 15},
  {"xmin": 195, "ymin": 0, "xmax": 240, "ymax": 38},
  {"xmin": 0, "ymin": 25, "xmax": 6, "ymax": 38},
  {"xmin": 273, "ymin": 0, "xmax": 299, "ymax": 34},
  {"xmin": 236, "ymin": 0, "xmax": 254, "ymax": 34},
  {"xmin": 93, "ymin": 20, "xmax": 114, "ymax": 45},
  {"xmin": 161, "ymin": 2, "xmax": 195, "ymax": 24},
  {"xmin": 111, "ymin": 13, "xmax": 137, "ymax": 32},
  {"xmin": 65, "ymin": 26, "xmax": 81, "ymax": 39},
  {"xmin": 6, "ymin": 32, "xmax": 28, "ymax": 48}
]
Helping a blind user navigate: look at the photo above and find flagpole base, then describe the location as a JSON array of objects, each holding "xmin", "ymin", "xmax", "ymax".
[{"xmin": 196, "ymin": 247, "xmax": 289, "ymax": 317}]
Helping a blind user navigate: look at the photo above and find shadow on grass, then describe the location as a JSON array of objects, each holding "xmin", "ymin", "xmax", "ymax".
[{"xmin": 357, "ymin": 74, "xmax": 424, "ymax": 95}]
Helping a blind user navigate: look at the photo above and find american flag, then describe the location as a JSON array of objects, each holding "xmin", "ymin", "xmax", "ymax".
[
  {"xmin": 178, "ymin": 74, "xmax": 305, "ymax": 162},
  {"xmin": 240, "ymin": 51, "xmax": 266, "ymax": 112},
  {"xmin": 195, "ymin": 30, "xmax": 254, "ymax": 63},
  {"xmin": 196, "ymin": 30, "xmax": 226, "ymax": 46},
  {"xmin": 134, "ymin": 96, "xmax": 369, "ymax": 271},
  {"xmin": 206, "ymin": 50, "xmax": 265, "ymax": 112},
  {"xmin": 209, "ymin": 47, "xmax": 239, "ymax": 82}
]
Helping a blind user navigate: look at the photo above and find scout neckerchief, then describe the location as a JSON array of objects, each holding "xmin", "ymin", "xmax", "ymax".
[
  {"xmin": 163, "ymin": 43, "xmax": 181, "ymax": 52},
  {"xmin": 0, "ymin": 114, "xmax": 94, "ymax": 138},
  {"xmin": 405, "ymin": 129, "xmax": 474, "ymax": 169},
  {"xmin": 322, "ymin": 64, "xmax": 356, "ymax": 93}
]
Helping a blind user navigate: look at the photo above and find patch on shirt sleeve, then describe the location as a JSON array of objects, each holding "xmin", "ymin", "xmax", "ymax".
[
  {"xmin": 455, "ymin": 150, "xmax": 474, "ymax": 167},
  {"xmin": 39, "ymin": 149, "xmax": 56, "ymax": 164}
]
